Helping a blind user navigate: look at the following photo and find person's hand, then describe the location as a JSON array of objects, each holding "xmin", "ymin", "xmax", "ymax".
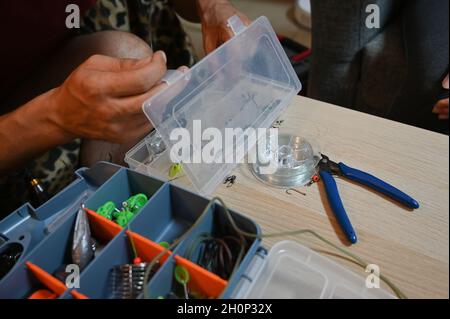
[
  {"xmin": 197, "ymin": 0, "xmax": 251, "ymax": 54},
  {"xmin": 49, "ymin": 51, "xmax": 168, "ymax": 143},
  {"xmin": 432, "ymin": 74, "xmax": 449, "ymax": 120}
]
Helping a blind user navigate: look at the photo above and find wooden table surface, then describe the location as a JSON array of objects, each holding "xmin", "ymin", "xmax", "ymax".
[{"xmin": 214, "ymin": 95, "xmax": 449, "ymax": 299}]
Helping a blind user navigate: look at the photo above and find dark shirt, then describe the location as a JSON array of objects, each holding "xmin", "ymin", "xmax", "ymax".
[{"xmin": 0, "ymin": 0, "xmax": 96, "ymax": 101}]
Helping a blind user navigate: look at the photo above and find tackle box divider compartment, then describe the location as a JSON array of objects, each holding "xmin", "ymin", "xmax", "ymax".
[
  {"xmin": 0, "ymin": 203, "xmax": 125, "ymax": 297},
  {"xmin": 0, "ymin": 180, "xmax": 92, "ymax": 272},
  {"xmin": 143, "ymin": 254, "xmax": 228, "ymax": 299},
  {"xmin": 72, "ymin": 231, "xmax": 170, "ymax": 299},
  {"xmin": 72, "ymin": 291, "xmax": 88, "ymax": 299},
  {"xmin": 127, "ymin": 183, "xmax": 213, "ymax": 245},
  {"xmin": 0, "ymin": 260, "xmax": 67, "ymax": 299},
  {"xmin": 67, "ymin": 232, "xmax": 130, "ymax": 299},
  {"xmin": 25, "ymin": 261, "xmax": 67, "ymax": 298},
  {"xmin": 0, "ymin": 164, "xmax": 120, "ymax": 283},
  {"xmin": 84, "ymin": 168, "xmax": 165, "ymax": 216},
  {"xmin": 36, "ymin": 178, "xmax": 89, "ymax": 221},
  {"xmin": 174, "ymin": 255, "xmax": 228, "ymax": 298},
  {"xmin": 85, "ymin": 208, "xmax": 123, "ymax": 240},
  {"xmin": 170, "ymin": 200, "xmax": 262, "ymax": 290},
  {"xmin": 126, "ymin": 230, "xmax": 172, "ymax": 264},
  {"xmin": 75, "ymin": 162, "xmax": 122, "ymax": 188}
]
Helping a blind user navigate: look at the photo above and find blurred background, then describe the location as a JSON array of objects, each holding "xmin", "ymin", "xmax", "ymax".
[{"xmin": 181, "ymin": 0, "xmax": 311, "ymax": 58}]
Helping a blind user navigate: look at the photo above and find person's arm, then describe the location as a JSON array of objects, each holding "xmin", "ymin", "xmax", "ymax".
[
  {"xmin": 0, "ymin": 51, "xmax": 168, "ymax": 173},
  {"xmin": 0, "ymin": 89, "xmax": 71, "ymax": 173}
]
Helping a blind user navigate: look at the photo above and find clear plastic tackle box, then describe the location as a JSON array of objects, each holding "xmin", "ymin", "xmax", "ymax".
[
  {"xmin": 126, "ymin": 15, "xmax": 302, "ymax": 195},
  {"xmin": 0, "ymin": 16, "xmax": 395, "ymax": 299}
]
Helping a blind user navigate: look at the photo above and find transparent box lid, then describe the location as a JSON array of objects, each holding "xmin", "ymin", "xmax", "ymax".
[
  {"xmin": 243, "ymin": 241, "xmax": 396, "ymax": 299},
  {"xmin": 142, "ymin": 16, "xmax": 301, "ymax": 195}
]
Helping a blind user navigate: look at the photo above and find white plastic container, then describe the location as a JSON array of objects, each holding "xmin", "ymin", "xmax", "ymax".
[
  {"xmin": 126, "ymin": 16, "xmax": 302, "ymax": 195},
  {"xmin": 240, "ymin": 241, "xmax": 395, "ymax": 299}
]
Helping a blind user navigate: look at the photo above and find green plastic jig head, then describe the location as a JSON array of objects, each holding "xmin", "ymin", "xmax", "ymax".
[
  {"xmin": 96, "ymin": 201, "xmax": 116, "ymax": 220},
  {"xmin": 115, "ymin": 210, "xmax": 135, "ymax": 227},
  {"xmin": 123, "ymin": 193, "xmax": 148, "ymax": 214},
  {"xmin": 169, "ymin": 163, "xmax": 183, "ymax": 179},
  {"xmin": 174, "ymin": 265, "xmax": 190, "ymax": 299}
]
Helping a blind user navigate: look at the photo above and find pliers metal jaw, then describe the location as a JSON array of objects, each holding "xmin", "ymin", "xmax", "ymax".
[{"xmin": 318, "ymin": 154, "xmax": 419, "ymax": 245}]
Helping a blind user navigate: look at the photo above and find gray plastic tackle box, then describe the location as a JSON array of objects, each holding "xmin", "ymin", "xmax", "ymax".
[{"xmin": 0, "ymin": 163, "xmax": 394, "ymax": 299}]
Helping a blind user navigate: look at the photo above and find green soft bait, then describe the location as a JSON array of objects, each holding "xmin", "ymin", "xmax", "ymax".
[
  {"xmin": 124, "ymin": 193, "xmax": 148, "ymax": 214},
  {"xmin": 96, "ymin": 201, "xmax": 116, "ymax": 220},
  {"xmin": 115, "ymin": 210, "xmax": 135, "ymax": 227},
  {"xmin": 169, "ymin": 163, "xmax": 183, "ymax": 179}
]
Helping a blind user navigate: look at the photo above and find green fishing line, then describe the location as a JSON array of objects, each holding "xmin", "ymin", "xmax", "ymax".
[{"xmin": 142, "ymin": 197, "xmax": 407, "ymax": 299}]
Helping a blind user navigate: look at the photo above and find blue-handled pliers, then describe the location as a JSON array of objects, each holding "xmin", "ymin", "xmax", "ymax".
[{"xmin": 318, "ymin": 154, "xmax": 419, "ymax": 244}]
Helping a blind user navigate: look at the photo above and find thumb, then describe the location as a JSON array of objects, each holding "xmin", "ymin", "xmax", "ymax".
[
  {"xmin": 85, "ymin": 51, "xmax": 167, "ymax": 72},
  {"xmin": 119, "ymin": 51, "xmax": 167, "ymax": 71},
  {"xmin": 443, "ymin": 74, "xmax": 449, "ymax": 90},
  {"xmin": 132, "ymin": 51, "xmax": 167, "ymax": 69},
  {"xmin": 105, "ymin": 51, "xmax": 168, "ymax": 97}
]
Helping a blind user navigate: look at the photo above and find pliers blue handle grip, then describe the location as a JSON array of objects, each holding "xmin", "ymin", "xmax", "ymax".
[
  {"xmin": 338, "ymin": 163, "xmax": 419, "ymax": 209},
  {"xmin": 319, "ymin": 170, "xmax": 358, "ymax": 244},
  {"xmin": 318, "ymin": 154, "xmax": 419, "ymax": 245}
]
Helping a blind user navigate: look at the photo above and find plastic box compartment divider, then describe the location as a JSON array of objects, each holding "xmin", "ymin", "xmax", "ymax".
[
  {"xmin": 0, "ymin": 203, "xmax": 124, "ymax": 298},
  {"xmin": 125, "ymin": 182, "xmax": 262, "ymax": 297},
  {"xmin": 0, "ymin": 259, "xmax": 67, "ymax": 299},
  {"xmin": 26, "ymin": 261, "xmax": 68, "ymax": 299},
  {"xmin": 127, "ymin": 183, "xmax": 213, "ymax": 246},
  {"xmin": 0, "ymin": 163, "xmax": 122, "ymax": 286},
  {"xmin": 0, "ymin": 178, "xmax": 96, "ymax": 277},
  {"xmin": 34, "ymin": 177, "xmax": 93, "ymax": 221},
  {"xmin": 84, "ymin": 168, "xmax": 165, "ymax": 226},
  {"xmin": 144, "ymin": 254, "xmax": 228, "ymax": 299},
  {"xmin": 69, "ymin": 231, "xmax": 171, "ymax": 298},
  {"xmin": 171, "ymin": 201, "xmax": 261, "ymax": 284}
]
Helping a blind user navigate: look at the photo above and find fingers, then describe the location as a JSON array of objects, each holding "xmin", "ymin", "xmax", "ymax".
[
  {"xmin": 121, "ymin": 66, "xmax": 190, "ymax": 114},
  {"xmin": 217, "ymin": 14, "xmax": 252, "ymax": 53},
  {"xmin": 126, "ymin": 116, "xmax": 153, "ymax": 139},
  {"xmin": 443, "ymin": 74, "xmax": 449, "ymax": 89},
  {"xmin": 104, "ymin": 51, "xmax": 168, "ymax": 97},
  {"xmin": 83, "ymin": 54, "xmax": 151, "ymax": 73},
  {"xmin": 103, "ymin": 111, "xmax": 152, "ymax": 144},
  {"xmin": 238, "ymin": 13, "xmax": 252, "ymax": 26},
  {"xmin": 432, "ymin": 73, "xmax": 449, "ymax": 120},
  {"xmin": 204, "ymin": 33, "xmax": 220, "ymax": 55},
  {"xmin": 224, "ymin": 13, "xmax": 251, "ymax": 38},
  {"xmin": 123, "ymin": 82, "xmax": 169, "ymax": 113},
  {"xmin": 432, "ymin": 99, "xmax": 449, "ymax": 120},
  {"xmin": 120, "ymin": 66, "xmax": 190, "ymax": 139},
  {"xmin": 111, "ymin": 120, "xmax": 153, "ymax": 144}
]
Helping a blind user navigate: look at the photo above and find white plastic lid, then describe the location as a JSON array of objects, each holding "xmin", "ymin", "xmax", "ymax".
[
  {"xmin": 244, "ymin": 241, "xmax": 396, "ymax": 299},
  {"xmin": 142, "ymin": 16, "xmax": 301, "ymax": 195}
]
